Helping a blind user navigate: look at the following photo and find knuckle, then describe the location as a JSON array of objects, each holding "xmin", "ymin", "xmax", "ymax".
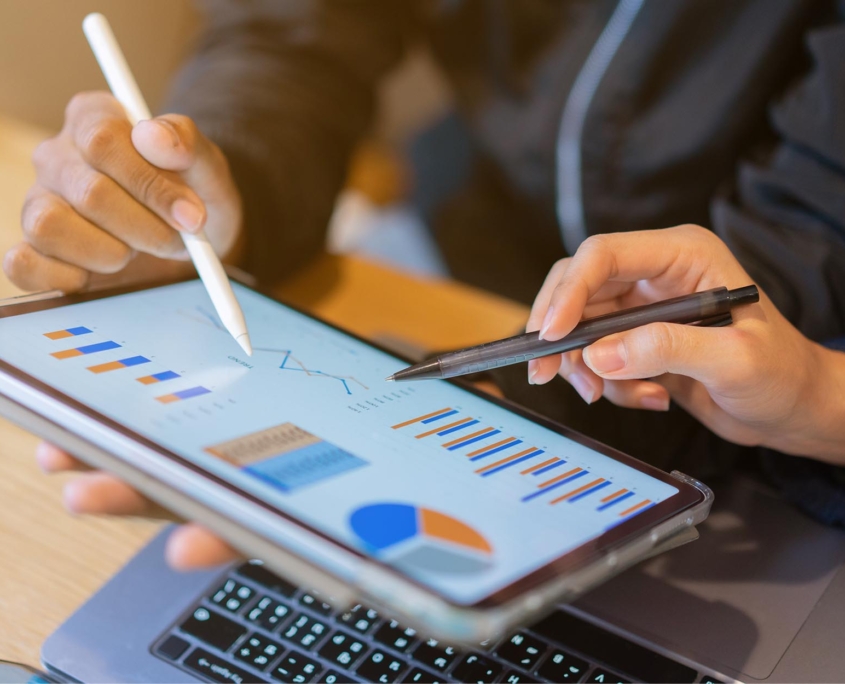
[
  {"xmin": 76, "ymin": 172, "xmax": 111, "ymax": 213},
  {"xmin": 3, "ymin": 243, "xmax": 29, "ymax": 281},
  {"xmin": 644, "ymin": 322, "xmax": 678, "ymax": 362},
  {"xmin": 134, "ymin": 169, "xmax": 177, "ymax": 209},
  {"xmin": 22, "ymin": 196, "xmax": 64, "ymax": 243},
  {"xmin": 80, "ymin": 118, "xmax": 124, "ymax": 165},
  {"xmin": 102, "ymin": 243, "xmax": 134, "ymax": 273},
  {"xmin": 31, "ymin": 138, "xmax": 59, "ymax": 172}
]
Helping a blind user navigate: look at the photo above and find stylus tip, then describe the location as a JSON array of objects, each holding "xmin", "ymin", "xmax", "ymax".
[
  {"xmin": 236, "ymin": 333, "xmax": 253, "ymax": 357},
  {"xmin": 384, "ymin": 374, "xmax": 395, "ymax": 382}
]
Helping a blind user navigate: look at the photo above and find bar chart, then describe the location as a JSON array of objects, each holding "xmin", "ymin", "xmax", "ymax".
[{"xmin": 392, "ymin": 408, "xmax": 656, "ymax": 519}]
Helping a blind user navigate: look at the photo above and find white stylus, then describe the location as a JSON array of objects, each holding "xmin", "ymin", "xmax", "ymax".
[{"xmin": 82, "ymin": 12, "xmax": 253, "ymax": 357}]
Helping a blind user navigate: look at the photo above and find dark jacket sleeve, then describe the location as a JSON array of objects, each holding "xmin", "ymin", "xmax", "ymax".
[
  {"xmin": 164, "ymin": 0, "xmax": 416, "ymax": 284},
  {"xmin": 712, "ymin": 18, "xmax": 845, "ymax": 343}
]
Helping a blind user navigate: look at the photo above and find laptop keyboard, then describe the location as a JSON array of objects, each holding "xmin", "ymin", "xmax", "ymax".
[{"xmin": 152, "ymin": 561, "xmax": 713, "ymax": 684}]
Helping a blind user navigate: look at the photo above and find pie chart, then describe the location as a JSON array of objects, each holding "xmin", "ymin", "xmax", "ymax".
[{"xmin": 349, "ymin": 503, "xmax": 493, "ymax": 575}]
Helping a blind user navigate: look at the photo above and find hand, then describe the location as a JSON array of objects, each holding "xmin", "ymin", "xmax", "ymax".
[
  {"xmin": 4, "ymin": 91, "xmax": 242, "ymax": 292},
  {"xmin": 35, "ymin": 442, "xmax": 242, "ymax": 569},
  {"xmin": 527, "ymin": 225, "xmax": 845, "ymax": 462}
]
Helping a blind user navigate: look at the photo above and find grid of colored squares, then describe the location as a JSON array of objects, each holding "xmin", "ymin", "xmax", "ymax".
[
  {"xmin": 155, "ymin": 386, "xmax": 211, "ymax": 404},
  {"xmin": 44, "ymin": 326, "xmax": 93, "ymax": 340},
  {"xmin": 394, "ymin": 408, "xmax": 655, "ymax": 517},
  {"xmin": 87, "ymin": 355, "xmax": 150, "ymax": 374}
]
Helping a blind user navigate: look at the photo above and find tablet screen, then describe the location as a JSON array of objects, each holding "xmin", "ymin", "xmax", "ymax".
[{"xmin": 0, "ymin": 281, "xmax": 684, "ymax": 605}]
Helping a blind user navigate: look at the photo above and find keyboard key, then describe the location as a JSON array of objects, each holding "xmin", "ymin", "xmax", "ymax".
[
  {"xmin": 373, "ymin": 619, "xmax": 418, "ymax": 653},
  {"xmin": 184, "ymin": 647, "xmax": 267, "ymax": 683},
  {"xmin": 495, "ymin": 632, "xmax": 547, "ymax": 671},
  {"xmin": 536, "ymin": 649, "xmax": 588, "ymax": 682},
  {"xmin": 235, "ymin": 633, "xmax": 286, "ymax": 671},
  {"xmin": 451, "ymin": 653, "xmax": 503, "ymax": 683},
  {"xmin": 531, "ymin": 609, "xmax": 697, "ymax": 683},
  {"xmin": 318, "ymin": 630, "xmax": 368, "ymax": 669},
  {"xmin": 281, "ymin": 613, "xmax": 330, "ymax": 650},
  {"xmin": 299, "ymin": 592, "xmax": 334, "ymax": 616},
  {"xmin": 586, "ymin": 668, "xmax": 629, "ymax": 683},
  {"xmin": 501, "ymin": 671, "xmax": 532, "ymax": 683},
  {"xmin": 318, "ymin": 671, "xmax": 356, "ymax": 683},
  {"xmin": 156, "ymin": 634, "xmax": 189, "ymax": 661},
  {"xmin": 180, "ymin": 606, "xmax": 247, "ymax": 652},
  {"xmin": 411, "ymin": 638, "xmax": 458, "ymax": 672},
  {"xmin": 405, "ymin": 668, "xmax": 445, "ymax": 683},
  {"xmin": 270, "ymin": 650, "xmax": 322, "ymax": 683},
  {"xmin": 211, "ymin": 578, "xmax": 255, "ymax": 613},
  {"xmin": 354, "ymin": 649, "xmax": 408, "ymax": 683},
  {"xmin": 238, "ymin": 562, "xmax": 298, "ymax": 598},
  {"xmin": 339, "ymin": 605, "xmax": 379, "ymax": 635},
  {"xmin": 247, "ymin": 596, "xmax": 294, "ymax": 632}
]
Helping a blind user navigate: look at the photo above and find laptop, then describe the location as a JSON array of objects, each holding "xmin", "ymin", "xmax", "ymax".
[{"xmin": 32, "ymin": 474, "xmax": 845, "ymax": 684}]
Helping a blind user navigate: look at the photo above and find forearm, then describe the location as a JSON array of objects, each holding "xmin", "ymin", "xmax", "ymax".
[{"xmin": 790, "ymin": 346, "xmax": 845, "ymax": 464}]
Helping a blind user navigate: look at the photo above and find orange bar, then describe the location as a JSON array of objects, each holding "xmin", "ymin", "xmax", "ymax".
[
  {"xmin": 391, "ymin": 408, "xmax": 452, "ymax": 429},
  {"xmin": 476, "ymin": 447, "xmax": 539, "ymax": 474},
  {"xmin": 550, "ymin": 478, "xmax": 606, "ymax": 505},
  {"xmin": 87, "ymin": 360, "xmax": 124, "ymax": 374},
  {"xmin": 156, "ymin": 394, "xmax": 180, "ymax": 404},
  {"xmin": 537, "ymin": 467, "xmax": 583, "ymax": 489},
  {"xmin": 45, "ymin": 330, "xmax": 73, "ymax": 340},
  {"xmin": 601, "ymin": 488, "xmax": 628, "ymax": 503},
  {"xmin": 466, "ymin": 437, "xmax": 515, "ymax": 458},
  {"xmin": 415, "ymin": 417, "xmax": 472, "ymax": 439},
  {"xmin": 137, "ymin": 376, "xmax": 159, "ymax": 385},
  {"xmin": 51, "ymin": 348, "xmax": 83, "ymax": 359},
  {"xmin": 619, "ymin": 499, "xmax": 653, "ymax": 517},
  {"xmin": 442, "ymin": 427, "xmax": 494, "ymax": 448},
  {"xmin": 521, "ymin": 457, "xmax": 558, "ymax": 475}
]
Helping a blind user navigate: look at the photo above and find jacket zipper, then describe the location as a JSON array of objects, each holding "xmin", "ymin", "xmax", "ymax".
[{"xmin": 556, "ymin": 0, "xmax": 646, "ymax": 254}]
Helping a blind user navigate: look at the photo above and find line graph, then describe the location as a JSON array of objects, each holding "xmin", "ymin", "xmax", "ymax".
[{"xmin": 180, "ymin": 306, "xmax": 369, "ymax": 396}]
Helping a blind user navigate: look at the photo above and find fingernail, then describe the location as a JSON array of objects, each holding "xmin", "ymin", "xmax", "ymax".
[
  {"xmin": 137, "ymin": 118, "xmax": 180, "ymax": 148},
  {"xmin": 568, "ymin": 373, "xmax": 596, "ymax": 404},
  {"xmin": 171, "ymin": 198, "xmax": 205, "ymax": 233},
  {"xmin": 528, "ymin": 360, "xmax": 538, "ymax": 384},
  {"xmin": 585, "ymin": 338, "xmax": 627, "ymax": 373},
  {"xmin": 539, "ymin": 306, "xmax": 555, "ymax": 339},
  {"xmin": 640, "ymin": 394, "xmax": 670, "ymax": 411}
]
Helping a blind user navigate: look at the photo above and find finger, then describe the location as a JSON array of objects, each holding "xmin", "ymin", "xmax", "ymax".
[
  {"xmin": 63, "ymin": 472, "xmax": 156, "ymax": 516},
  {"xmin": 35, "ymin": 442, "xmax": 92, "ymax": 473},
  {"xmin": 21, "ymin": 188, "xmax": 136, "ymax": 273},
  {"xmin": 527, "ymin": 258, "xmax": 570, "ymax": 332},
  {"xmin": 3, "ymin": 242, "xmax": 88, "ymax": 293},
  {"xmin": 540, "ymin": 226, "xmax": 752, "ymax": 341},
  {"xmin": 165, "ymin": 524, "xmax": 243, "ymax": 571},
  {"xmin": 67, "ymin": 96, "xmax": 206, "ymax": 234},
  {"xmin": 582, "ymin": 321, "xmax": 758, "ymax": 389},
  {"xmin": 32, "ymin": 145, "xmax": 186, "ymax": 259},
  {"xmin": 601, "ymin": 378, "xmax": 671, "ymax": 411}
]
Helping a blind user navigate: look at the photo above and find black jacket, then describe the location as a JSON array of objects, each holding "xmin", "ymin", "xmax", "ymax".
[{"xmin": 168, "ymin": 0, "xmax": 845, "ymax": 343}]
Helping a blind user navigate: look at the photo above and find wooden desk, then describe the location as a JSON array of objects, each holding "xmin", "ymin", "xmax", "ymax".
[{"xmin": 0, "ymin": 117, "xmax": 528, "ymax": 666}]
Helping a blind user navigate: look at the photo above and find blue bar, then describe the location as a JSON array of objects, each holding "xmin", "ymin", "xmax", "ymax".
[
  {"xmin": 174, "ymin": 386, "xmax": 211, "ymax": 400},
  {"xmin": 446, "ymin": 429, "xmax": 501, "ymax": 451},
  {"xmin": 521, "ymin": 470, "xmax": 588, "ymax": 502},
  {"xmin": 532, "ymin": 459, "xmax": 568, "ymax": 476},
  {"xmin": 568, "ymin": 480, "xmax": 612, "ymax": 503},
  {"xmin": 469, "ymin": 439, "xmax": 523, "ymax": 462},
  {"xmin": 120, "ymin": 356, "xmax": 150, "ymax": 367},
  {"xmin": 597, "ymin": 490, "xmax": 635, "ymax": 511},
  {"xmin": 437, "ymin": 419, "xmax": 479, "ymax": 437},
  {"xmin": 67, "ymin": 326, "xmax": 92, "ymax": 336},
  {"xmin": 78, "ymin": 340, "xmax": 121, "ymax": 355},
  {"xmin": 421, "ymin": 409, "xmax": 459, "ymax": 424},
  {"xmin": 481, "ymin": 450, "xmax": 544, "ymax": 477},
  {"xmin": 152, "ymin": 370, "xmax": 180, "ymax": 382}
]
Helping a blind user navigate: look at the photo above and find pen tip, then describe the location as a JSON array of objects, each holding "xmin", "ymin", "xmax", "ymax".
[
  {"xmin": 384, "ymin": 375, "xmax": 395, "ymax": 382},
  {"xmin": 236, "ymin": 333, "xmax": 253, "ymax": 357}
]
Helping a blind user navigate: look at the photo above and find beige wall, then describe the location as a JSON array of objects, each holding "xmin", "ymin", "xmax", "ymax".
[{"xmin": 0, "ymin": 0, "xmax": 197, "ymax": 132}]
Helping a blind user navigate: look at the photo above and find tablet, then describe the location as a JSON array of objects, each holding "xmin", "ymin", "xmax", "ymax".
[{"xmin": 0, "ymin": 279, "xmax": 711, "ymax": 641}]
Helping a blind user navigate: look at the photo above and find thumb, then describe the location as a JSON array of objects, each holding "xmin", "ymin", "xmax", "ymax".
[
  {"xmin": 582, "ymin": 322, "xmax": 748, "ymax": 386},
  {"xmin": 131, "ymin": 114, "xmax": 226, "ymax": 196}
]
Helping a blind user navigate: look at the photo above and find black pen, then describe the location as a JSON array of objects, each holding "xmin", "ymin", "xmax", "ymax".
[{"xmin": 386, "ymin": 285, "xmax": 759, "ymax": 382}]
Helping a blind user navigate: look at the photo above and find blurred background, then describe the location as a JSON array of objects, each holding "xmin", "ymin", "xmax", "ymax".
[{"xmin": 0, "ymin": 0, "xmax": 454, "ymax": 297}]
